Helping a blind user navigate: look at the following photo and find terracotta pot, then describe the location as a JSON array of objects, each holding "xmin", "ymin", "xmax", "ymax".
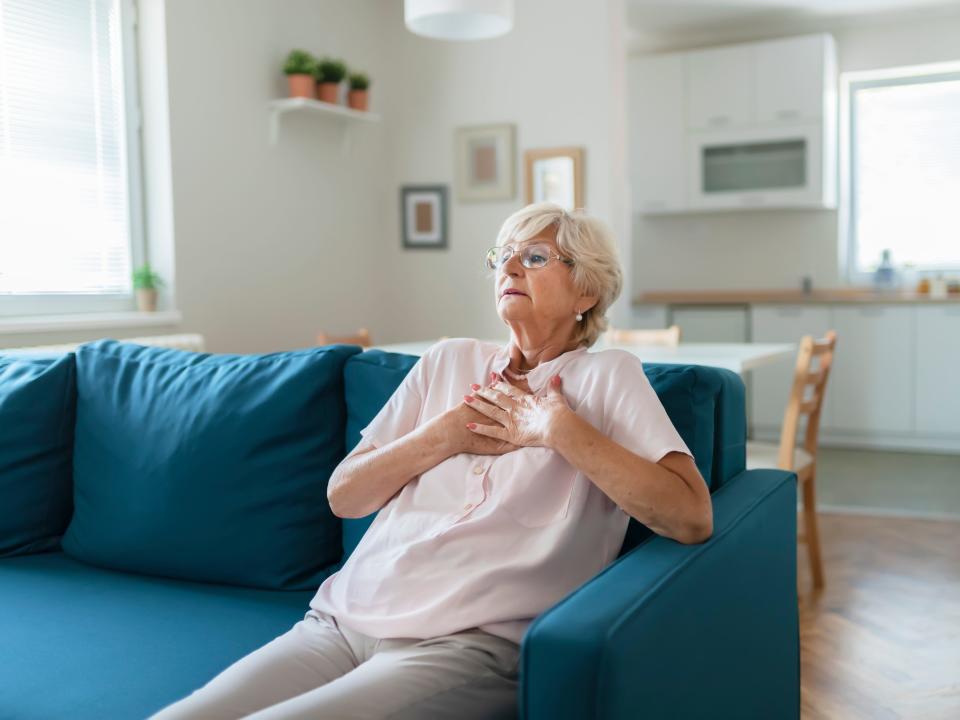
[
  {"xmin": 347, "ymin": 89, "xmax": 369, "ymax": 112},
  {"xmin": 317, "ymin": 82, "xmax": 340, "ymax": 104},
  {"xmin": 136, "ymin": 288, "xmax": 158, "ymax": 312},
  {"xmin": 286, "ymin": 74, "xmax": 315, "ymax": 99}
]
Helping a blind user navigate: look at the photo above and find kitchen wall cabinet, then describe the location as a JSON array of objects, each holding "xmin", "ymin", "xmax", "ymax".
[
  {"xmin": 685, "ymin": 45, "xmax": 754, "ymax": 130},
  {"xmin": 627, "ymin": 55, "xmax": 686, "ymax": 214},
  {"xmin": 915, "ymin": 305, "xmax": 960, "ymax": 437},
  {"xmin": 754, "ymin": 34, "xmax": 829, "ymax": 124}
]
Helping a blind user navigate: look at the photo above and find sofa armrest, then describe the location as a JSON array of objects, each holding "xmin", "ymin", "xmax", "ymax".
[{"xmin": 519, "ymin": 469, "xmax": 799, "ymax": 720}]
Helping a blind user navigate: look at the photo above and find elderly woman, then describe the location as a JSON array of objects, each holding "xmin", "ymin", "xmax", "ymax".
[{"xmin": 151, "ymin": 203, "xmax": 712, "ymax": 720}]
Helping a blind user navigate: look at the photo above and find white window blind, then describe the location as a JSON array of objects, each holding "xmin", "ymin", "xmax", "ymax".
[
  {"xmin": 848, "ymin": 68, "xmax": 960, "ymax": 274},
  {"xmin": 0, "ymin": 0, "xmax": 136, "ymax": 298}
]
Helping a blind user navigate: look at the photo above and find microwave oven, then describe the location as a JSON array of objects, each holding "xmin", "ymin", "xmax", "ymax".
[{"xmin": 685, "ymin": 122, "xmax": 836, "ymax": 210}]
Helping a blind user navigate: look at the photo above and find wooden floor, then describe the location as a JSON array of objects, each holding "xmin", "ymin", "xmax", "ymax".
[{"xmin": 798, "ymin": 513, "xmax": 960, "ymax": 719}]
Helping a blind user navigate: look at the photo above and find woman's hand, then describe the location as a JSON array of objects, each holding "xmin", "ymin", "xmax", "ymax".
[
  {"xmin": 430, "ymin": 401, "xmax": 521, "ymax": 457},
  {"xmin": 463, "ymin": 372, "xmax": 572, "ymax": 448}
]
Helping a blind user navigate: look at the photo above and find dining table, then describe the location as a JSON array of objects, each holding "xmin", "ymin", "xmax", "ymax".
[{"xmin": 370, "ymin": 338, "xmax": 796, "ymax": 376}]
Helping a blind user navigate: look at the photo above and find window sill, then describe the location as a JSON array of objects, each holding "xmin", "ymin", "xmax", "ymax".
[{"xmin": 0, "ymin": 310, "xmax": 182, "ymax": 335}]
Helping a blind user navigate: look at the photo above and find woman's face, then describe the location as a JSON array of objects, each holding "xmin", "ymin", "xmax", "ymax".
[{"xmin": 493, "ymin": 228, "xmax": 592, "ymax": 332}]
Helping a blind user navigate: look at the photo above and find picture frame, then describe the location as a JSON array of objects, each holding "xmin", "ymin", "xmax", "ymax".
[
  {"xmin": 523, "ymin": 146, "xmax": 585, "ymax": 211},
  {"xmin": 400, "ymin": 184, "xmax": 448, "ymax": 249},
  {"xmin": 454, "ymin": 123, "xmax": 516, "ymax": 202}
]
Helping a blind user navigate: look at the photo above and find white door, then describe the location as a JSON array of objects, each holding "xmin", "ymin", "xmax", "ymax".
[
  {"xmin": 750, "ymin": 305, "xmax": 833, "ymax": 434},
  {"xmin": 755, "ymin": 34, "xmax": 827, "ymax": 124},
  {"xmin": 828, "ymin": 306, "xmax": 915, "ymax": 434},
  {"xmin": 685, "ymin": 45, "xmax": 754, "ymax": 130},
  {"xmin": 628, "ymin": 54, "xmax": 686, "ymax": 214},
  {"xmin": 915, "ymin": 305, "xmax": 960, "ymax": 437}
]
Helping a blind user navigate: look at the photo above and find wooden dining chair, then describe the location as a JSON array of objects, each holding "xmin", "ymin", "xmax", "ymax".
[
  {"xmin": 604, "ymin": 325, "xmax": 681, "ymax": 346},
  {"xmin": 746, "ymin": 330, "xmax": 838, "ymax": 590},
  {"xmin": 316, "ymin": 327, "xmax": 373, "ymax": 348}
]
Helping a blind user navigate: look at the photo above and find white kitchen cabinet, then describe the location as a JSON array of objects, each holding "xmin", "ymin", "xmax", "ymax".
[
  {"xmin": 630, "ymin": 304, "xmax": 669, "ymax": 330},
  {"xmin": 915, "ymin": 305, "xmax": 960, "ymax": 436},
  {"xmin": 828, "ymin": 306, "xmax": 915, "ymax": 434},
  {"xmin": 750, "ymin": 305, "xmax": 833, "ymax": 431},
  {"xmin": 685, "ymin": 45, "xmax": 754, "ymax": 130},
  {"xmin": 627, "ymin": 54, "xmax": 686, "ymax": 214},
  {"xmin": 755, "ymin": 35, "xmax": 832, "ymax": 124},
  {"xmin": 669, "ymin": 306, "xmax": 749, "ymax": 342}
]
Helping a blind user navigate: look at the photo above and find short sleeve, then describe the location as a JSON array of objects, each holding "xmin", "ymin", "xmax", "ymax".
[
  {"xmin": 601, "ymin": 352, "xmax": 692, "ymax": 464},
  {"xmin": 358, "ymin": 349, "xmax": 431, "ymax": 449}
]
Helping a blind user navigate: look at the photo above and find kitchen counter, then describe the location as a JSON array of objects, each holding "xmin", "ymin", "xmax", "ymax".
[{"xmin": 633, "ymin": 289, "xmax": 960, "ymax": 305}]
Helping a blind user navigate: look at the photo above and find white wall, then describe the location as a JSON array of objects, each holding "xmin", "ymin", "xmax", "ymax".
[
  {"xmin": 375, "ymin": 0, "xmax": 631, "ymax": 343},
  {"xmin": 629, "ymin": 9, "xmax": 960, "ymax": 299}
]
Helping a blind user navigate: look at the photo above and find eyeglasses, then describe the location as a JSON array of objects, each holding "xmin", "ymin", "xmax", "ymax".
[{"xmin": 484, "ymin": 243, "xmax": 574, "ymax": 271}]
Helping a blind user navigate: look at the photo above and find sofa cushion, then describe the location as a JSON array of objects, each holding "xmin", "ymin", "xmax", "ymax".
[
  {"xmin": 0, "ymin": 551, "xmax": 313, "ymax": 720},
  {"xmin": 62, "ymin": 340, "xmax": 361, "ymax": 590},
  {"xmin": 0, "ymin": 354, "xmax": 77, "ymax": 557}
]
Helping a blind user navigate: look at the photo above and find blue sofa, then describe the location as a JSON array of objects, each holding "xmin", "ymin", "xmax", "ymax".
[{"xmin": 0, "ymin": 340, "xmax": 799, "ymax": 720}]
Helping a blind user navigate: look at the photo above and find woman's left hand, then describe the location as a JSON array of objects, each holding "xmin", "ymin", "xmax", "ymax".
[{"xmin": 462, "ymin": 372, "xmax": 572, "ymax": 448}]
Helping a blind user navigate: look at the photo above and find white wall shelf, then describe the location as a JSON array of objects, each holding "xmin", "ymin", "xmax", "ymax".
[{"xmin": 267, "ymin": 98, "xmax": 381, "ymax": 153}]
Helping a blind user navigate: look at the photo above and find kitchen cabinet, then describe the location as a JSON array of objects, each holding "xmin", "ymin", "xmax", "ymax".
[
  {"xmin": 915, "ymin": 305, "xmax": 960, "ymax": 436},
  {"xmin": 685, "ymin": 45, "xmax": 754, "ymax": 130},
  {"xmin": 750, "ymin": 305, "xmax": 833, "ymax": 431},
  {"xmin": 669, "ymin": 305, "xmax": 749, "ymax": 342},
  {"xmin": 826, "ymin": 306, "xmax": 914, "ymax": 435},
  {"xmin": 630, "ymin": 304, "xmax": 669, "ymax": 330},
  {"xmin": 627, "ymin": 55, "xmax": 686, "ymax": 214},
  {"xmin": 755, "ymin": 34, "xmax": 830, "ymax": 124}
]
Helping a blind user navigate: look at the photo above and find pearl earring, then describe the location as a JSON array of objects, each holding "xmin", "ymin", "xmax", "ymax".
[{"xmin": 575, "ymin": 309, "xmax": 583, "ymax": 322}]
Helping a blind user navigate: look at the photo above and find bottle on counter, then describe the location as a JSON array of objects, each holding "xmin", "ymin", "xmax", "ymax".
[
  {"xmin": 872, "ymin": 249, "xmax": 898, "ymax": 293},
  {"xmin": 930, "ymin": 274, "xmax": 949, "ymax": 300}
]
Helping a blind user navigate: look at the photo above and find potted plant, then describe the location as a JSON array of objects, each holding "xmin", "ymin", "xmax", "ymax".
[
  {"xmin": 315, "ymin": 57, "xmax": 347, "ymax": 104},
  {"xmin": 132, "ymin": 263, "xmax": 164, "ymax": 312},
  {"xmin": 283, "ymin": 49, "xmax": 317, "ymax": 98},
  {"xmin": 347, "ymin": 72, "xmax": 370, "ymax": 111}
]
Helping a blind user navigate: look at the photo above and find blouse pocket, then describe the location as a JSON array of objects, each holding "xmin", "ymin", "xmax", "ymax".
[{"xmin": 495, "ymin": 446, "xmax": 578, "ymax": 528}]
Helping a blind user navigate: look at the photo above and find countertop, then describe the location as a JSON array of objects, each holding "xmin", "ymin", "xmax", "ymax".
[{"xmin": 633, "ymin": 289, "xmax": 960, "ymax": 305}]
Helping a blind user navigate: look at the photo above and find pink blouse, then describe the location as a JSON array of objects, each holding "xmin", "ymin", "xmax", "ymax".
[{"xmin": 309, "ymin": 338, "xmax": 692, "ymax": 644}]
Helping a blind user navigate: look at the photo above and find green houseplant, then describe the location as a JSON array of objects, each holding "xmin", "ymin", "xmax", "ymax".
[
  {"xmin": 315, "ymin": 57, "xmax": 347, "ymax": 104},
  {"xmin": 347, "ymin": 72, "xmax": 371, "ymax": 112},
  {"xmin": 283, "ymin": 49, "xmax": 317, "ymax": 99},
  {"xmin": 132, "ymin": 263, "xmax": 164, "ymax": 312}
]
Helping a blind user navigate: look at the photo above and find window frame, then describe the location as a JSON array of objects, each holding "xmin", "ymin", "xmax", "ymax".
[
  {"xmin": 0, "ymin": 0, "xmax": 147, "ymax": 317},
  {"xmin": 839, "ymin": 60, "xmax": 960, "ymax": 284}
]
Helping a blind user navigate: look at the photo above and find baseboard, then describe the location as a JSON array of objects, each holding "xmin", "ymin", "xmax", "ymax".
[{"xmin": 799, "ymin": 503, "xmax": 960, "ymax": 523}]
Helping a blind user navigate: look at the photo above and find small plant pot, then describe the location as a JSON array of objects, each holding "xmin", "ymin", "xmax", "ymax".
[
  {"xmin": 347, "ymin": 89, "xmax": 369, "ymax": 112},
  {"xmin": 136, "ymin": 288, "xmax": 158, "ymax": 312},
  {"xmin": 317, "ymin": 82, "xmax": 340, "ymax": 104},
  {"xmin": 287, "ymin": 74, "xmax": 315, "ymax": 99}
]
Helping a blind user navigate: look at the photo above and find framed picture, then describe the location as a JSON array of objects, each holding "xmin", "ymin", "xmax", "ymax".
[
  {"xmin": 523, "ymin": 146, "xmax": 584, "ymax": 211},
  {"xmin": 400, "ymin": 184, "xmax": 448, "ymax": 249},
  {"xmin": 454, "ymin": 123, "xmax": 516, "ymax": 202}
]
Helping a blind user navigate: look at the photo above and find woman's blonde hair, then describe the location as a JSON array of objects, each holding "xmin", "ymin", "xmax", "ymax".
[{"xmin": 494, "ymin": 202, "xmax": 623, "ymax": 348}]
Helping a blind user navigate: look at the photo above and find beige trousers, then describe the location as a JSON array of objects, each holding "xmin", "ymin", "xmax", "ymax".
[{"xmin": 148, "ymin": 608, "xmax": 521, "ymax": 720}]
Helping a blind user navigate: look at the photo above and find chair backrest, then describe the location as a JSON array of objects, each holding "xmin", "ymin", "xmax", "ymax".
[
  {"xmin": 605, "ymin": 325, "xmax": 681, "ymax": 347},
  {"xmin": 317, "ymin": 328, "xmax": 372, "ymax": 348},
  {"xmin": 777, "ymin": 330, "xmax": 838, "ymax": 470}
]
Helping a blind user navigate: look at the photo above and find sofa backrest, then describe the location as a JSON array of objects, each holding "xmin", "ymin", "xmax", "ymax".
[{"xmin": 340, "ymin": 349, "xmax": 746, "ymax": 562}]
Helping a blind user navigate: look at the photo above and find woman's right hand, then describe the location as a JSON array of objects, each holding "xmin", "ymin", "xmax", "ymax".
[{"xmin": 431, "ymin": 402, "xmax": 520, "ymax": 457}]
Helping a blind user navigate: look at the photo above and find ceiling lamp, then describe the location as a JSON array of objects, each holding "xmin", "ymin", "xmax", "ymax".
[{"xmin": 404, "ymin": 0, "xmax": 514, "ymax": 41}]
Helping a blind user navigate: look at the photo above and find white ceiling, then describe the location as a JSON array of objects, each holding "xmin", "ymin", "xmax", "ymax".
[{"xmin": 625, "ymin": 0, "xmax": 960, "ymax": 52}]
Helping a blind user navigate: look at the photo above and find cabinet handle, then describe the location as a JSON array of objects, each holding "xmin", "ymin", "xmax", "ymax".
[
  {"xmin": 707, "ymin": 115, "xmax": 730, "ymax": 126},
  {"xmin": 740, "ymin": 195, "xmax": 765, "ymax": 205}
]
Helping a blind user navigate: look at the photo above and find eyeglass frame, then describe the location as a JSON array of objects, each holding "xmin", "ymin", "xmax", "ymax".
[{"xmin": 484, "ymin": 242, "xmax": 575, "ymax": 271}]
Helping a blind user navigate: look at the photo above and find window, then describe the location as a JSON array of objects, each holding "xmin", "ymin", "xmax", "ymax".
[
  {"xmin": 0, "ymin": 0, "xmax": 143, "ymax": 316},
  {"xmin": 841, "ymin": 61, "xmax": 960, "ymax": 279}
]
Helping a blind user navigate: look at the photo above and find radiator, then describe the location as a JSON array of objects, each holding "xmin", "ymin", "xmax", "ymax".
[{"xmin": 2, "ymin": 333, "xmax": 206, "ymax": 355}]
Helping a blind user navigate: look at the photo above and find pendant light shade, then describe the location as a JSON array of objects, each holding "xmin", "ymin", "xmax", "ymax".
[{"xmin": 404, "ymin": 0, "xmax": 514, "ymax": 41}]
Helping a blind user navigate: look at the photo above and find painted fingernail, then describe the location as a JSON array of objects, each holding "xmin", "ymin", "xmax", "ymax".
[
  {"xmin": 466, "ymin": 422, "xmax": 477, "ymax": 429},
  {"xmin": 463, "ymin": 395, "xmax": 474, "ymax": 403},
  {"xmin": 471, "ymin": 383, "xmax": 481, "ymax": 391}
]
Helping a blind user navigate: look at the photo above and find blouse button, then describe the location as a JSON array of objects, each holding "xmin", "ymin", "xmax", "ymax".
[{"xmin": 472, "ymin": 465, "xmax": 484, "ymax": 475}]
